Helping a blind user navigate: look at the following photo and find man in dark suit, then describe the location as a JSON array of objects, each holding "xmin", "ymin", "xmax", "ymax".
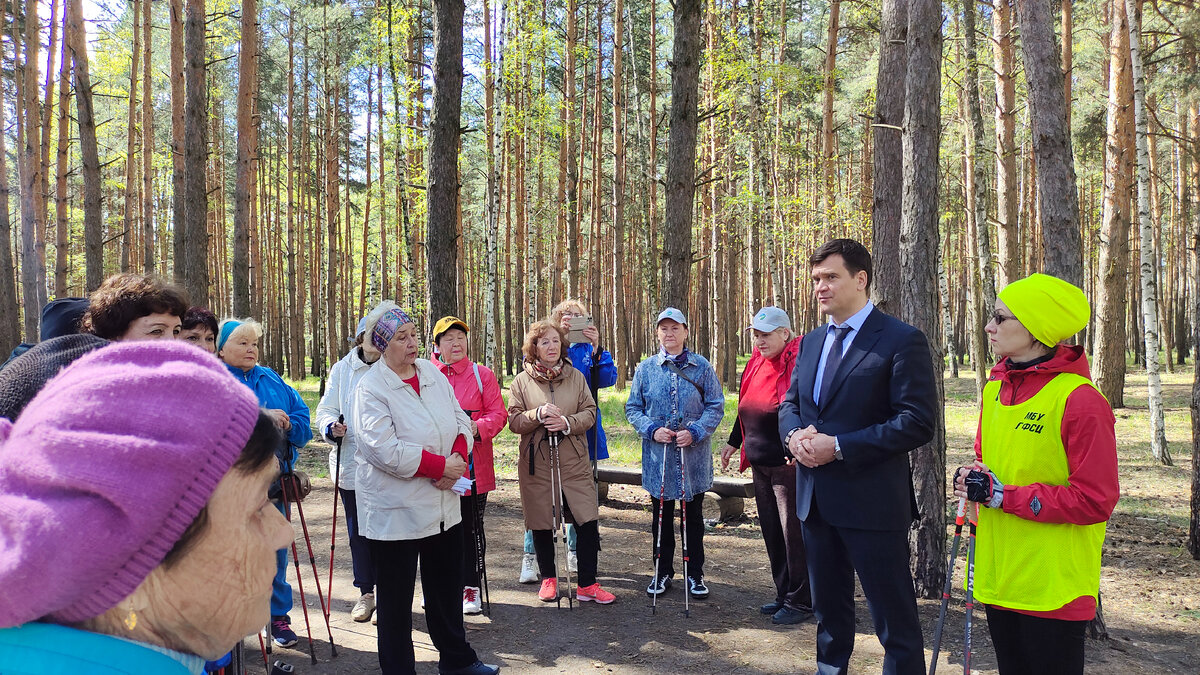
[{"xmin": 778, "ymin": 238, "xmax": 937, "ymax": 675}]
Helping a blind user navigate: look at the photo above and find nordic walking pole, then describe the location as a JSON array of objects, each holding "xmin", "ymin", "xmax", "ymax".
[
  {"xmin": 279, "ymin": 476, "xmax": 318, "ymax": 665},
  {"xmin": 678, "ymin": 442, "xmax": 690, "ymax": 619},
  {"xmin": 929, "ymin": 497, "xmax": 968, "ymax": 675},
  {"xmin": 463, "ymin": 410, "xmax": 490, "ymax": 615},
  {"xmin": 288, "ymin": 477, "xmax": 338, "ymax": 658},
  {"xmin": 326, "ymin": 414, "xmax": 344, "ymax": 618},
  {"xmin": 963, "ymin": 502, "xmax": 979, "ymax": 674},
  {"xmin": 650, "ymin": 437, "xmax": 670, "ymax": 615},
  {"xmin": 549, "ymin": 431, "xmax": 574, "ymax": 609}
]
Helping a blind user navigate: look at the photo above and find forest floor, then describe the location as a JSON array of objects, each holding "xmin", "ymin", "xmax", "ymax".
[{"xmin": 255, "ymin": 367, "xmax": 1200, "ymax": 674}]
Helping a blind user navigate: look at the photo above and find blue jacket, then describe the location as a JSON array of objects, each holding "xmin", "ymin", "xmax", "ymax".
[
  {"xmin": 224, "ymin": 363, "xmax": 313, "ymax": 470},
  {"xmin": 626, "ymin": 351, "xmax": 725, "ymax": 500},
  {"xmin": 567, "ymin": 341, "xmax": 617, "ymax": 461},
  {"xmin": 0, "ymin": 623, "xmax": 204, "ymax": 674}
]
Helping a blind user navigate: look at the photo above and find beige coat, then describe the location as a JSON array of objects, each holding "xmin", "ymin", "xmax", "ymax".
[{"xmin": 508, "ymin": 364, "xmax": 599, "ymax": 530}]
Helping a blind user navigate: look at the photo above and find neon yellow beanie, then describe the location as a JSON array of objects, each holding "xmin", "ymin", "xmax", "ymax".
[{"xmin": 997, "ymin": 273, "xmax": 1090, "ymax": 346}]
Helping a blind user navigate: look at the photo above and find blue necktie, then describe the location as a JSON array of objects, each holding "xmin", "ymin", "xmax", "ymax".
[{"xmin": 818, "ymin": 325, "xmax": 852, "ymax": 406}]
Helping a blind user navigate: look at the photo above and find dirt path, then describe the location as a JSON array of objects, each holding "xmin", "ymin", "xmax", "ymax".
[{"xmin": 247, "ymin": 474, "xmax": 1199, "ymax": 674}]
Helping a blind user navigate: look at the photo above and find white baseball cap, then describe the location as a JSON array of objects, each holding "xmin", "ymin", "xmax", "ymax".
[
  {"xmin": 656, "ymin": 307, "xmax": 688, "ymax": 327},
  {"xmin": 748, "ymin": 306, "xmax": 791, "ymax": 333}
]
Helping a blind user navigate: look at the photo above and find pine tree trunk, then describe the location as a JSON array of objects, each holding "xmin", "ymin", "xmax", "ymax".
[
  {"xmin": 1017, "ymin": 0, "xmax": 1082, "ymax": 286},
  {"xmin": 0, "ymin": 28, "xmax": 17, "ymax": 355},
  {"xmin": 122, "ymin": 0, "xmax": 140, "ymax": 273},
  {"xmin": 1095, "ymin": 0, "xmax": 1133, "ymax": 408},
  {"xmin": 1126, "ymin": 0, "xmax": 1170, "ymax": 465},
  {"xmin": 901, "ymin": 0, "xmax": 946, "ymax": 599},
  {"xmin": 53, "ymin": 3, "xmax": 70, "ymax": 298},
  {"xmin": 820, "ymin": 0, "xmax": 840, "ymax": 233},
  {"xmin": 426, "ymin": 0, "xmax": 464, "ymax": 322},
  {"xmin": 21, "ymin": 0, "xmax": 44, "ymax": 336},
  {"xmin": 182, "ymin": 0, "xmax": 209, "ymax": 305},
  {"xmin": 67, "ymin": 0, "xmax": 103, "ymax": 294},
  {"xmin": 662, "ymin": 0, "xmax": 702, "ymax": 313},
  {"xmin": 141, "ymin": 0, "xmax": 154, "ymax": 274},
  {"xmin": 870, "ymin": 0, "xmax": 906, "ymax": 315},
  {"xmin": 992, "ymin": 0, "xmax": 1019, "ymax": 286},
  {"xmin": 232, "ymin": 0, "xmax": 257, "ymax": 317},
  {"xmin": 170, "ymin": 0, "xmax": 186, "ymax": 285}
]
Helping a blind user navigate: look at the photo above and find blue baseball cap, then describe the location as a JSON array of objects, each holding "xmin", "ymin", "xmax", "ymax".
[{"xmin": 656, "ymin": 307, "xmax": 688, "ymax": 327}]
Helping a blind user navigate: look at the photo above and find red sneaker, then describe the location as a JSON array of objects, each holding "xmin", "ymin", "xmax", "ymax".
[
  {"xmin": 576, "ymin": 582, "xmax": 616, "ymax": 604},
  {"xmin": 538, "ymin": 577, "xmax": 558, "ymax": 602}
]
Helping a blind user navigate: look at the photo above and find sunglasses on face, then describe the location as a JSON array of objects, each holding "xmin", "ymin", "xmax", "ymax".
[{"xmin": 991, "ymin": 311, "xmax": 1017, "ymax": 325}]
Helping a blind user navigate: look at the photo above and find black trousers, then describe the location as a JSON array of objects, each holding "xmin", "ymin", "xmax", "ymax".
[
  {"xmin": 338, "ymin": 488, "xmax": 375, "ymax": 594},
  {"xmin": 985, "ymin": 605, "xmax": 1087, "ymax": 675},
  {"xmin": 751, "ymin": 463, "xmax": 811, "ymax": 611},
  {"xmin": 369, "ymin": 526, "xmax": 478, "ymax": 675},
  {"xmin": 802, "ymin": 500, "xmax": 924, "ymax": 675},
  {"xmin": 459, "ymin": 493, "xmax": 488, "ymax": 588},
  {"xmin": 532, "ymin": 519, "xmax": 600, "ymax": 586},
  {"xmin": 650, "ymin": 495, "xmax": 705, "ymax": 579}
]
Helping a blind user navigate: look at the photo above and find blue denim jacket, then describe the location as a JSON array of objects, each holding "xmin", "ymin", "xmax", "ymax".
[{"xmin": 626, "ymin": 351, "xmax": 725, "ymax": 500}]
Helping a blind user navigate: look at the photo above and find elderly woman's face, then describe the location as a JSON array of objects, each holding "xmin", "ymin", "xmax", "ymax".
[
  {"xmin": 535, "ymin": 330, "xmax": 561, "ymax": 366},
  {"xmin": 438, "ymin": 328, "xmax": 469, "ymax": 365},
  {"xmin": 120, "ymin": 313, "xmax": 182, "ymax": 341},
  {"xmin": 657, "ymin": 319, "xmax": 688, "ymax": 354},
  {"xmin": 219, "ymin": 332, "xmax": 259, "ymax": 372},
  {"xmin": 753, "ymin": 327, "xmax": 791, "ymax": 360},
  {"xmin": 146, "ymin": 460, "xmax": 291, "ymax": 659},
  {"xmin": 384, "ymin": 323, "xmax": 420, "ymax": 369}
]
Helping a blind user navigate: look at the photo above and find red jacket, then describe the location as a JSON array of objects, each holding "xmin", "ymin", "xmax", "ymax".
[
  {"xmin": 974, "ymin": 344, "xmax": 1119, "ymax": 620},
  {"xmin": 436, "ymin": 358, "xmax": 507, "ymax": 493},
  {"xmin": 732, "ymin": 337, "xmax": 801, "ymax": 472}
]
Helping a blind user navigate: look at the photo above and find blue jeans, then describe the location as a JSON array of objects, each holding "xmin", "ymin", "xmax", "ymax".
[
  {"xmin": 339, "ymin": 488, "xmax": 376, "ymax": 594},
  {"xmin": 270, "ymin": 499, "xmax": 293, "ymax": 618},
  {"xmin": 523, "ymin": 526, "xmax": 576, "ymax": 553}
]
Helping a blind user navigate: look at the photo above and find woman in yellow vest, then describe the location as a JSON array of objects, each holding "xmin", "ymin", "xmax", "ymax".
[{"xmin": 953, "ymin": 273, "xmax": 1119, "ymax": 675}]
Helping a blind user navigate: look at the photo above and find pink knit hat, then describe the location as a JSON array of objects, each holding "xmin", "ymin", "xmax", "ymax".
[{"xmin": 0, "ymin": 341, "xmax": 262, "ymax": 626}]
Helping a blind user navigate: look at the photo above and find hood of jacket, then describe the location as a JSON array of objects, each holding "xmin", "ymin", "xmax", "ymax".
[{"xmin": 739, "ymin": 336, "xmax": 801, "ymax": 404}]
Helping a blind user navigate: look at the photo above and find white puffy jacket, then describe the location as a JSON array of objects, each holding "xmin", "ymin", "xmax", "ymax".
[
  {"xmin": 315, "ymin": 347, "xmax": 375, "ymax": 490},
  {"xmin": 353, "ymin": 358, "xmax": 473, "ymax": 541}
]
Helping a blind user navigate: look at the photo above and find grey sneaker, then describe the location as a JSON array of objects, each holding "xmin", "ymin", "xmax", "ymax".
[
  {"xmin": 351, "ymin": 592, "xmax": 375, "ymax": 622},
  {"xmin": 518, "ymin": 553, "xmax": 538, "ymax": 584}
]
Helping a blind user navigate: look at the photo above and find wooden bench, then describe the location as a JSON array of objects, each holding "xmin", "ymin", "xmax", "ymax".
[{"xmin": 595, "ymin": 466, "xmax": 752, "ymax": 521}]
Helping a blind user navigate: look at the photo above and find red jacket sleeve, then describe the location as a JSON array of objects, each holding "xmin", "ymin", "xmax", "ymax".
[
  {"xmin": 416, "ymin": 451, "xmax": 447, "ymax": 479},
  {"xmin": 1001, "ymin": 386, "xmax": 1119, "ymax": 525},
  {"xmin": 473, "ymin": 367, "xmax": 508, "ymax": 443}
]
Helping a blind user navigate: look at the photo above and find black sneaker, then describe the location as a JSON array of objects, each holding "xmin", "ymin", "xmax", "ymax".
[
  {"xmin": 687, "ymin": 576, "xmax": 709, "ymax": 599},
  {"xmin": 772, "ymin": 605, "xmax": 814, "ymax": 625},
  {"xmin": 270, "ymin": 615, "xmax": 298, "ymax": 648},
  {"xmin": 646, "ymin": 574, "xmax": 672, "ymax": 596}
]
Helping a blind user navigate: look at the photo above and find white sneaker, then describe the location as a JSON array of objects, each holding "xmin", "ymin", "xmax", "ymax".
[
  {"xmin": 518, "ymin": 553, "xmax": 538, "ymax": 584},
  {"xmin": 463, "ymin": 586, "xmax": 483, "ymax": 615},
  {"xmin": 567, "ymin": 550, "xmax": 578, "ymax": 573},
  {"xmin": 351, "ymin": 592, "xmax": 375, "ymax": 622}
]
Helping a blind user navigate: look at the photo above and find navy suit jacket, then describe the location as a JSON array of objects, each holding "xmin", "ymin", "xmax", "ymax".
[{"xmin": 778, "ymin": 307, "xmax": 937, "ymax": 532}]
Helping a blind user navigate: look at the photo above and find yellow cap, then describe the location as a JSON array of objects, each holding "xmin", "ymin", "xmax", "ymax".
[
  {"xmin": 433, "ymin": 316, "xmax": 469, "ymax": 344},
  {"xmin": 997, "ymin": 274, "xmax": 1090, "ymax": 346}
]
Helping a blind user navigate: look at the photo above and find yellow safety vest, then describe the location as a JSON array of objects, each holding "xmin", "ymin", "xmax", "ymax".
[{"xmin": 973, "ymin": 372, "xmax": 1107, "ymax": 612}]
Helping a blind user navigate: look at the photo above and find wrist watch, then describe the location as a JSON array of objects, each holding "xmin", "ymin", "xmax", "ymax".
[{"xmin": 833, "ymin": 436, "xmax": 843, "ymax": 461}]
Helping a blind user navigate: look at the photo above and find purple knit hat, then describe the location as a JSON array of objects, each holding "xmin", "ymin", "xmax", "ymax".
[
  {"xmin": 371, "ymin": 307, "xmax": 414, "ymax": 352},
  {"xmin": 0, "ymin": 341, "xmax": 261, "ymax": 627}
]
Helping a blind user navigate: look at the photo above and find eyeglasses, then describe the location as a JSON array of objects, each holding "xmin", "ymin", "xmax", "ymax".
[
  {"xmin": 565, "ymin": 311, "xmax": 585, "ymax": 318},
  {"xmin": 991, "ymin": 311, "xmax": 1017, "ymax": 325}
]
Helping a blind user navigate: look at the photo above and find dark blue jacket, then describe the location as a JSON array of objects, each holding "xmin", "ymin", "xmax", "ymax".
[{"xmin": 778, "ymin": 308, "xmax": 936, "ymax": 532}]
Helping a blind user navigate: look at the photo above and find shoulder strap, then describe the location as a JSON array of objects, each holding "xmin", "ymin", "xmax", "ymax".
[
  {"xmin": 665, "ymin": 360, "xmax": 706, "ymax": 397},
  {"xmin": 472, "ymin": 363, "xmax": 484, "ymax": 395}
]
